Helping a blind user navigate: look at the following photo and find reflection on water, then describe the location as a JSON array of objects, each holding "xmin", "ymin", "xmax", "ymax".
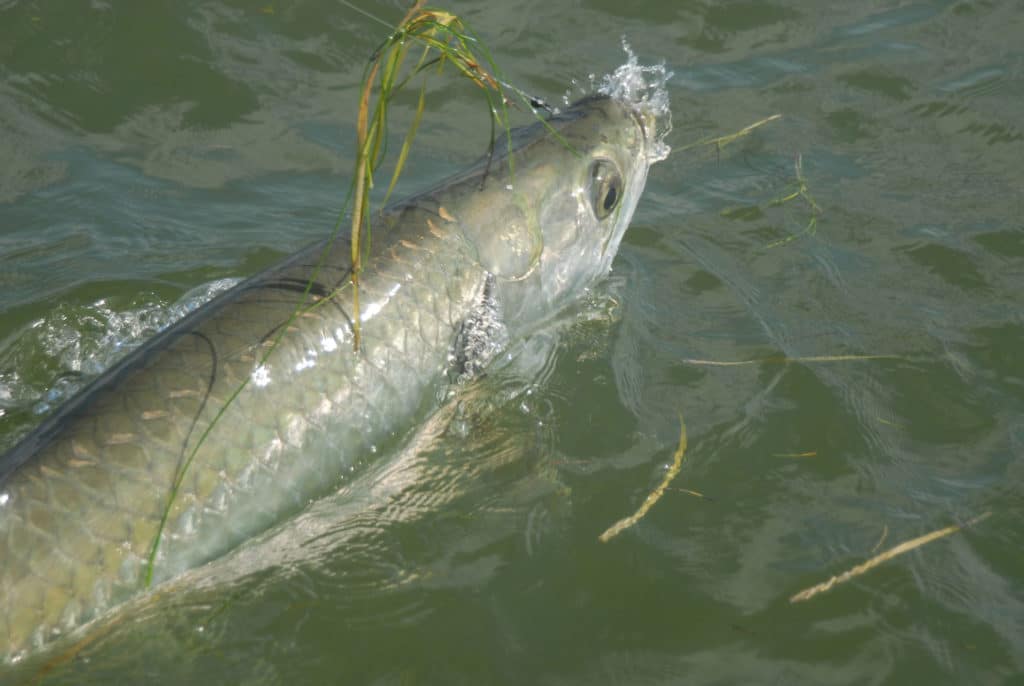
[{"xmin": 2, "ymin": 0, "xmax": 1023, "ymax": 683}]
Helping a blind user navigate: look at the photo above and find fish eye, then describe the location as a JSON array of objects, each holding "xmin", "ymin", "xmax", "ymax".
[{"xmin": 589, "ymin": 159, "xmax": 623, "ymax": 221}]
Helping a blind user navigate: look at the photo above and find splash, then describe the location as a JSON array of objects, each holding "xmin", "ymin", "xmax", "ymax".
[
  {"xmin": 0, "ymin": 278, "xmax": 240, "ymax": 438},
  {"xmin": 565, "ymin": 39, "xmax": 673, "ymax": 164},
  {"xmin": 599, "ymin": 39, "xmax": 673, "ymax": 163},
  {"xmin": 598, "ymin": 40, "xmax": 672, "ymax": 113}
]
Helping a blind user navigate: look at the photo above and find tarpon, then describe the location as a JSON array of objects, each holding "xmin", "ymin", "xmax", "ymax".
[{"xmin": 0, "ymin": 93, "xmax": 665, "ymax": 663}]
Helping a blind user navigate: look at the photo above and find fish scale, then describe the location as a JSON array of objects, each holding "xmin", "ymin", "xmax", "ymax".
[
  {"xmin": 1, "ymin": 228, "xmax": 475, "ymax": 659},
  {"xmin": 0, "ymin": 94, "xmax": 658, "ymax": 663}
]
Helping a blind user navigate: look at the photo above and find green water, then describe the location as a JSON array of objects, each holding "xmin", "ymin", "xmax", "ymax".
[{"xmin": 1, "ymin": 1, "xmax": 1022, "ymax": 684}]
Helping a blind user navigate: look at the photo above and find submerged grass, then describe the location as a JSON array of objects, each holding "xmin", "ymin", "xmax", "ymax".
[
  {"xmin": 765, "ymin": 153, "xmax": 822, "ymax": 249},
  {"xmin": 142, "ymin": 1, "xmax": 542, "ymax": 587},
  {"xmin": 682, "ymin": 116, "xmax": 822, "ymax": 250}
]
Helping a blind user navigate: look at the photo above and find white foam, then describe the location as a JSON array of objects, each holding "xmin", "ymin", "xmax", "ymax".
[
  {"xmin": 1, "ymin": 278, "xmax": 241, "ymax": 422},
  {"xmin": 597, "ymin": 39, "xmax": 674, "ymax": 163},
  {"xmin": 562, "ymin": 39, "xmax": 673, "ymax": 164}
]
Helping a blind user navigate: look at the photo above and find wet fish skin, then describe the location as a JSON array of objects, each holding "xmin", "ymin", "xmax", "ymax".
[{"xmin": 0, "ymin": 94, "xmax": 655, "ymax": 663}]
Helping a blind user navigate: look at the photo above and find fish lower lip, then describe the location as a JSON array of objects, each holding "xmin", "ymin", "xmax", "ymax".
[{"xmin": 629, "ymin": 105, "xmax": 650, "ymax": 148}]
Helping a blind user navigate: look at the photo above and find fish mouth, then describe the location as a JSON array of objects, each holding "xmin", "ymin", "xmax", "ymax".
[
  {"xmin": 623, "ymin": 100, "xmax": 663, "ymax": 165},
  {"xmin": 629, "ymin": 103, "xmax": 650, "ymax": 150}
]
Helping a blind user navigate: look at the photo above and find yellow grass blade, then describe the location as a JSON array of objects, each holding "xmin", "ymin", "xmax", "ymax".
[
  {"xmin": 384, "ymin": 71, "xmax": 429, "ymax": 206},
  {"xmin": 790, "ymin": 511, "xmax": 991, "ymax": 603},
  {"xmin": 600, "ymin": 415, "xmax": 688, "ymax": 543},
  {"xmin": 678, "ymin": 114, "xmax": 782, "ymax": 154},
  {"xmin": 681, "ymin": 354, "xmax": 899, "ymax": 367}
]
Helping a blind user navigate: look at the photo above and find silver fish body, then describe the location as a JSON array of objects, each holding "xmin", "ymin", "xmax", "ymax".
[{"xmin": 0, "ymin": 94, "xmax": 658, "ymax": 663}]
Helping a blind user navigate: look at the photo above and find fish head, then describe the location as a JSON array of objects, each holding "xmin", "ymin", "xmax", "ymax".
[{"xmin": 457, "ymin": 93, "xmax": 667, "ymax": 329}]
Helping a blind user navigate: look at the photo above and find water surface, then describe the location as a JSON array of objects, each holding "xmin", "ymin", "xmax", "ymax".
[{"xmin": 1, "ymin": 1, "xmax": 1022, "ymax": 683}]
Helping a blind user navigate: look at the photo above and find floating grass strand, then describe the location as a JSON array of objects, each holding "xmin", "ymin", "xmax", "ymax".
[
  {"xmin": 672, "ymin": 487, "xmax": 710, "ymax": 500},
  {"xmin": 678, "ymin": 113, "xmax": 782, "ymax": 155},
  {"xmin": 870, "ymin": 524, "xmax": 889, "ymax": 554},
  {"xmin": 338, "ymin": 0, "xmax": 396, "ymax": 29},
  {"xmin": 790, "ymin": 511, "xmax": 992, "ymax": 603},
  {"xmin": 681, "ymin": 354, "xmax": 900, "ymax": 367},
  {"xmin": 599, "ymin": 415, "xmax": 688, "ymax": 543}
]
